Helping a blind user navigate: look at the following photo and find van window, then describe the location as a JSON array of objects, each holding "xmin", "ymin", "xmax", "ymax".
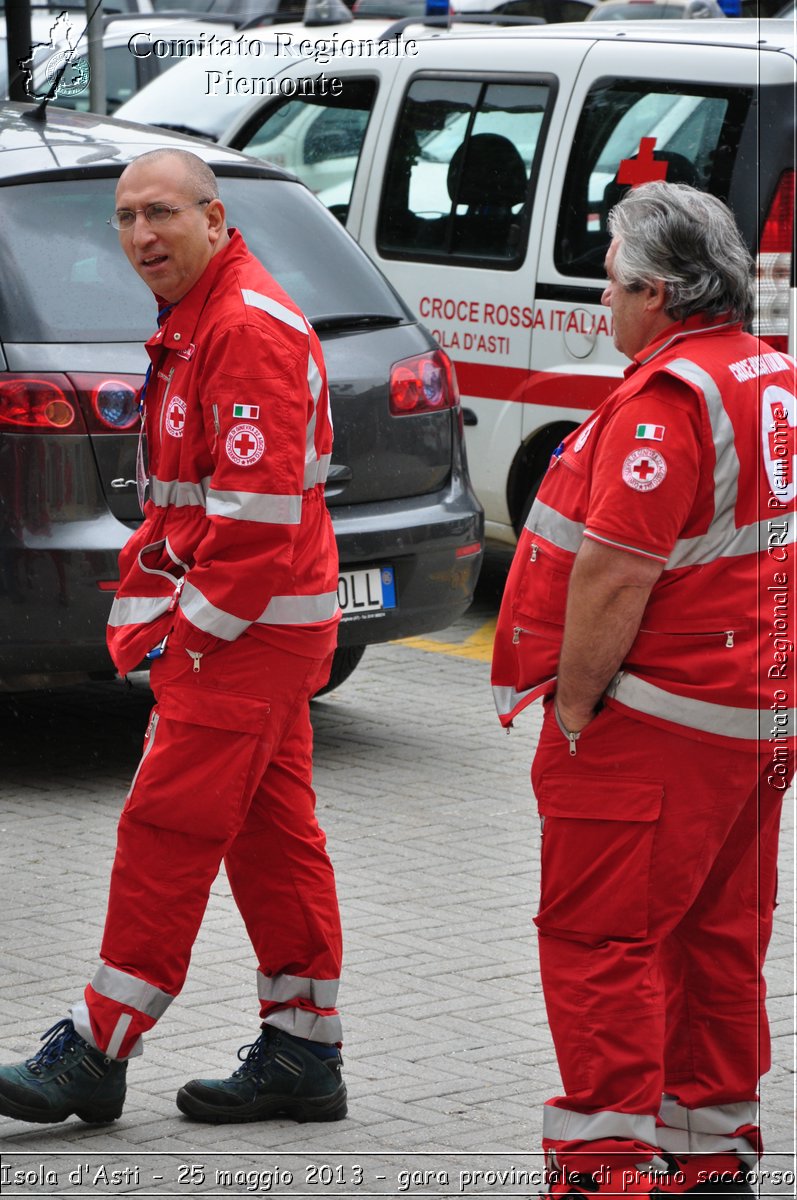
[
  {"xmin": 555, "ymin": 79, "xmax": 751, "ymax": 277},
  {"xmin": 236, "ymin": 79, "xmax": 377, "ymax": 217},
  {"xmin": 377, "ymin": 77, "xmax": 551, "ymax": 266}
]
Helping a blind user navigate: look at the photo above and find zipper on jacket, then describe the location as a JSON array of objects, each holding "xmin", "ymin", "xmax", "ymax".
[
  {"xmin": 725, "ymin": 631, "xmax": 734, "ymax": 648},
  {"xmin": 513, "ymin": 625, "xmax": 533, "ymax": 644},
  {"xmin": 127, "ymin": 711, "xmax": 159, "ymax": 798},
  {"xmin": 158, "ymin": 367, "xmax": 176, "ymax": 437},
  {"xmin": 554, "ymin": 702, "xmax": 580, "ymax": 756},
  {"xmin": 530, "ymin": 543, "xmax": 539, "ymax": 562},
  {"xmin": 187, "ymin": 650, "xmax": 203, "ymax": 673}
]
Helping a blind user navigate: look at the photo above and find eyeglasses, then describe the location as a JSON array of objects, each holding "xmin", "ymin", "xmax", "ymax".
[{"xmin": 109, "ymin": 199, "xmax": 211, "ymax": 231}]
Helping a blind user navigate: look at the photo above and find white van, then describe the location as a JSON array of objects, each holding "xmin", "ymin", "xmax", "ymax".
[{"xmin": 120, "ymin": 20, "xmax": 796, "ymax": 547}]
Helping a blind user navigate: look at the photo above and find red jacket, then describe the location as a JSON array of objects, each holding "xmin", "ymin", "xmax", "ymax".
[
  {"xmin": 492, "ymin": 318, "xmax": 797, "ymax": 749},
  {"xmin": 108, "ymin": 230, "xmax": 340, "ymax": 676}
]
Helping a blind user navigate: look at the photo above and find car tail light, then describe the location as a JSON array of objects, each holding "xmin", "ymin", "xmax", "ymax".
[
  {"xmin": 0, "ymin": 373, "xmax": 142, "ymax": 434},
  {"xmin": 389, "ymin": 350, "xmax": 460, "ymax": 416},
  {"xmin": 0, "ymin": 376, "xmax": 83, "ymax": 431},
  {"xmin": 753, "ymin": 170, "xmax": 794, "ymax": 354},
  {"xmin": 89, "ymin": 378, "xmax": 140, "ymax": 430}
]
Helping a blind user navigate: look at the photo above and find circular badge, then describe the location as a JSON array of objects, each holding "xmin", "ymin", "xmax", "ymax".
[
  {"xmin": 44, "ymin": 51, "xmax": 90, "ymax": 97},
  {"xmin": 622, "ymin": 447, "xmax": 667, "ymax": 492},
  {"xmin": 226, "ymin": 423, "xmax": 265, "ymax": 467},
  {"xmin": 165, "ymin": 397, "xmax": 187, "ymax": 439}
]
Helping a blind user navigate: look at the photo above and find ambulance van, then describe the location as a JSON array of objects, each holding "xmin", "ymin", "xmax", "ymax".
[{"xmin": 216, "ymin": 20, "xmax": 795, "ymax": 547}]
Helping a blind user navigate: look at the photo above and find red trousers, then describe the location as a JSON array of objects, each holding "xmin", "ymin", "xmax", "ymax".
[
  {"xmin": 530, "ymin": 700, "xmax": 788, "ymax": 1179},
  {"xmin": 71, "ymin": 636, "xmax": 342, "ymax": 1060}
]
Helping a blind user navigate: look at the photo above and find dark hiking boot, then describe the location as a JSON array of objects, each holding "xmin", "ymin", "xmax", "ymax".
[
  {"xmin": 0, "ymin": 1018, "xmax": 126, "ymax": 1125},
  {"xmin": 658, "ymin": 1155, "xmax": 755, "ymax": 1196},
  {"xmin": 175, "ymin": 1025, "xmax": 347, "ymax": 1124}
]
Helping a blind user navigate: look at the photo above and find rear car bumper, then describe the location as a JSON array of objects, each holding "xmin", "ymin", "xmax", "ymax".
[{"xmin": 0, "ymin": 474, "xmax": 483, "ymax": 685}]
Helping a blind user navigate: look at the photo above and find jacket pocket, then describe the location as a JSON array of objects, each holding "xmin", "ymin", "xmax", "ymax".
[
  {"xmin": 535, "ymin": 774, "xmax": 663, "ymax": 940},
  {"xmin": 123, "ymin": 686, "xmax": 271, "ymax": 840}
]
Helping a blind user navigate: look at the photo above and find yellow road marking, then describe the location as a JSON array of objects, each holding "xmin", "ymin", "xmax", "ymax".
[{"xmin": 394, "ymin": 618, "xmax": 497, "ymax": 663}]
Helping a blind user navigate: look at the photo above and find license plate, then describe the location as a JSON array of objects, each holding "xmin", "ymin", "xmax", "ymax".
[{"xmin": 338, "ymin": 566, "xmax": 396, "ymax": 616}]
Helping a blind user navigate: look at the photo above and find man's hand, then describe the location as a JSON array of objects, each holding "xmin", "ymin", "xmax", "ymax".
[{"xmin": 555, "ymin": 537, "xmax": 664, "ymax": 728}]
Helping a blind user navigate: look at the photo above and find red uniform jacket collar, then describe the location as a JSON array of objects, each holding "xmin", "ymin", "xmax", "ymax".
[
  {"xmin": 145, "ymin": 228, "xmax": 248, "ymax": 354},
  {"xmin": 624, "ymin": 313, "xmax": 743, "ymax": 378}
]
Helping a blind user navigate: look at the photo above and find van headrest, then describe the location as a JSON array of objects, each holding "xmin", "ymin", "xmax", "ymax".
[{"xmin": 447, "ymin": 133, "xmax": 528, "ymax": 209}]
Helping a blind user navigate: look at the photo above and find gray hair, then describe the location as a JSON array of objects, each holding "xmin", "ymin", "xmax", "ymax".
[{"xmin": 607, "ymin": 182, "xmax": 754, "ymax": 324}]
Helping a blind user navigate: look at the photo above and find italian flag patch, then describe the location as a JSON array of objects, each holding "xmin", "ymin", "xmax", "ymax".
[
  {"xmin": 635, "ymin": 423, "xmax": 665, "ymax": 441},
  {"xmin": 233, "ymin": 403, "xmax": 260, "ymax": 420}
]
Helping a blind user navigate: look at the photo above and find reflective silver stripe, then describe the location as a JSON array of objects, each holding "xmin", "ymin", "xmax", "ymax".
[
  {"xmin": 149, "ymin": 475, "xmax": 209, "ymax": 508},
  {"xmin": 609, "ymin": 672, "xmax": 776, "ymax": 740},
  {"xmin": 258, "ymin": 592, "xmax": 340, "ymax": 626},
  {"xmin": 670, "ymin": 512, "xmax": 796, "ymax": 567},
  {"xmin": 242, "ymin": 288, "xmax": 308, "ymax": 335},
  {"xmin": 664, "ymin": 359, "xmax": 741, "ymax": 568},
  {"xmin": 543, "ymin": 1105, "xmax": 659, "ymax": 1147},
  {"xmin": 108, "ymin": 595, "xmax": 172, "ymax": 628},
  {"xmin": 70, "ymin": 997, "xmax": 145, "ymax": 1059},
  {"xmin": 526, "ymin": 499, "xmax": 584, "ymax": 552},
  {"xmin": 91, "ymin": 964, "xmax": 174, "ymax": 1020},
  {"xmin": 206, "ymin": 489, "xmax": 302, "ymax": 525},
  {"xmin": 106, "ymin": 1014, "xmax": 133, "ymax": 1060},
  {"xmin": 492, "ymin": 682, "xmax": 551, "ymax": 719},
  {"xmin": 657, "ymin": 1097, "xmax": 759, "ymax": 1167},
  {"xmin": 659, "ymin": 1097, "xmax": 758, "ymax": 1137},
  {"xmin": 264, "ymin": 1010, "xmax": 342, "ymax": 1044},
  {"xmin": 180, "ymin": 580, "xmax": 249, "ymax": 642},
  {"xmin": 304, "ymin": 452, "xmax": 331, "ymax": 489},
  {"xmin": 304, "ymin": 347, "xmax": 323, "ymax": 483},
  {"xmin": 257, "ymin": 971, "xmax": 339, "ymax": 1009}
]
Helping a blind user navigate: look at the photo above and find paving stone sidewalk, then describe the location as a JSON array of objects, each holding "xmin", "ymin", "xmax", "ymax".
[{"xmin": 0, "ymin": 585, "xmax": 794, "ymax": 1198}]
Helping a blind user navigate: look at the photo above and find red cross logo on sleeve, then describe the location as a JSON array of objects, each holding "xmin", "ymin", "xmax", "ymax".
[
  {"xmin": 617, "ymin": 138, "xmax": 670, "ymax": 189},
  {"xmin": 225, "ymin": 422, "xmax": 266, "ymax": 467},
  {"xmin": 234, "ymin": 431, "xmax": 256, "ymax": 457},
  {"xmin": 633, "ymin": 457, "xmax": 656, "ymax": 482},
  {"xmin": 623, "ymin": 447, "xmax": 667, "ymax": 492}
]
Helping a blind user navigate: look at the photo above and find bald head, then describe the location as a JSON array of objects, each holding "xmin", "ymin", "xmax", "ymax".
[{"xmin": 119, "ymin": 149, "xmax": 221, "ymax": 205}]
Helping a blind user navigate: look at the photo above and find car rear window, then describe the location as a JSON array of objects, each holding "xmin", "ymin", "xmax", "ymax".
[
  {"xmin": 0, "ymin": 174, "xmax": 406, "ymax": 342},
  {"xmin": 555, "ymin": 78, "xmax": 752, "ymax": 278}
]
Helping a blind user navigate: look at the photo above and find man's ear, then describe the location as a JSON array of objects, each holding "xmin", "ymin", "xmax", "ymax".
[
  {"xmin": 206, "ymin": 198, "xmax": 226, "ymax": 244},
  {"xmin": 645, "ymin": 278, "xmax": 668, "ymax": 315}
]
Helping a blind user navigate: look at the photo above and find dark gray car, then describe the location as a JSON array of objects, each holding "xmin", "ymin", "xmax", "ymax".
[{"xmin": 0, "ymin": 102, "xmax": 483, "ymax": 692}]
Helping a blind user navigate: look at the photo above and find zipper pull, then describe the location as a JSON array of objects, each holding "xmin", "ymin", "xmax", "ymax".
[
  {"xmin": 187, "ymin": 650, "xmax": 203, "ymax": 673},
  {"xmin": 568, "ymin": 730, "xmax": 578, "ymax": 756},
  {"xmin": 530, "ymin": 543, "xmax": 538, "ymax": 562},
  {"xmin": 513, "ymin": 626, "xmax": 521, "ymax": 644},
  {"xmin": 725, "ymin": 631, "xmax": 734, "ymax": 648}
]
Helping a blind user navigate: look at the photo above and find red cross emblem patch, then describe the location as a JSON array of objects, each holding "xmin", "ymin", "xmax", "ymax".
[
  {"xmin": 226, "ymin": 422, "xmax": 265, "ymax": 467},
  {"xmin": 622, "ymin": 447, "xmax": 667, "ymax": 492},
  {"xmin": 166, "ymin": 396, "xmax": 187, "ymax": 439}
]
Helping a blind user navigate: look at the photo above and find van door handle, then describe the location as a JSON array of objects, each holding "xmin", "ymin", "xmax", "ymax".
[{"xmin": 462, "ymin": 408, "xmax": 478, "ymax": 426}]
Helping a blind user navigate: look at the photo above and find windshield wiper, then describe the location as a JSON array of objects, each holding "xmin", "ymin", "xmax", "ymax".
[{"xmin": 311, "ymin": 314, "xmax": 404, "ymax": 332}]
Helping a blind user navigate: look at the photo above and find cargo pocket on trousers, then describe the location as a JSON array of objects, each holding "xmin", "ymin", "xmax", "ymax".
[
  {"xmin": 123, "ymin": 684, "xmax": 271, "ymax": 841},
  {"xmin": 535, "ymin": 775, "xmax": 663, "ymax": 940}
]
